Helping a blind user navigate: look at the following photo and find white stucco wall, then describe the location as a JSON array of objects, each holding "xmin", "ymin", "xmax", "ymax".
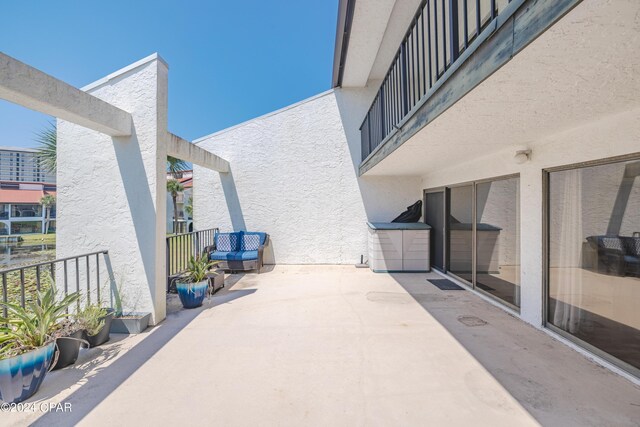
[
  {"xmin": 193, "ymin": 89, "xmax": 422, "ymax": 264},
  {"xmin": 57, "ymin": 55, "xmax": 168, "ymax": 323}
]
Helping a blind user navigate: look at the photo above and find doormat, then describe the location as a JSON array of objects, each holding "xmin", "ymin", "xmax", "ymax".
[{"xmin": 427, "ymin": 279, "xmax": 464, "ymax": 290}]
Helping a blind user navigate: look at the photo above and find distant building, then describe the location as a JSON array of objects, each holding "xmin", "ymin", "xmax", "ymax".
[
  {"xmin": 0, "ymin": 181, "xmax": 56, "ymax": 235},
  {"xmin": 0, "ymin": 146, "xmax": 56, "ymax": 183}
]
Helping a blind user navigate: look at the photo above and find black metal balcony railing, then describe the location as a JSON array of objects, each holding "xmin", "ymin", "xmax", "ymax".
[
  {"xmin": 166, "ymin": 228, "xmax": 218, "ymax": 291},
  {"xmin": 361, "ymin": 0, "xmax": 512, "ymax": 161},
  {"xmin": 0, "ymin": 250, "xmax": 111, "ymax": 317}
]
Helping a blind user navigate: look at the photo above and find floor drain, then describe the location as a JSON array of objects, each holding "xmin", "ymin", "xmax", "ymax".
[{"xmin": 457, "ymin": 315, "xmax": 487, "ymax": 327}]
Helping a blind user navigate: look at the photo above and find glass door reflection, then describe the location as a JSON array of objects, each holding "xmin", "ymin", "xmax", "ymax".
[
  {"xmin": 475, "ymin": 177, "xmax": 520, "ymax": 307},
  {"xmin": 448, "ymin": 185, "xmax": 473, "ymax": 282}
]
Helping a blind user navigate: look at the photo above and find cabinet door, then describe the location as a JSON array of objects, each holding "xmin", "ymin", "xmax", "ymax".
[
  {"xmin": 369, "ymin": 229, "xmax": 403, "ymax": 271},
  {"xmin": 369, "ymin": 229, "xmax": 403, "ymax": 259},
  {"xmin": 403, "ymin": 230, "xmax": 430, "ymax": 271}
]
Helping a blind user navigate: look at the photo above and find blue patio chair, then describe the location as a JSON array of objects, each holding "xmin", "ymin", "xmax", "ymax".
[{"xmin": 205, "ymin": 231, "xmax": 269, "ymax": 273}]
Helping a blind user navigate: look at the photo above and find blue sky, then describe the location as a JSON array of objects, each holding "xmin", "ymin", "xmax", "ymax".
[{"xmin": 0, "ymin": 0, "xmax": 338, "ymax": 148}]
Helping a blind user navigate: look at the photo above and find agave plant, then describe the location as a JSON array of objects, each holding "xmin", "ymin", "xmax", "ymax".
[
  {"xmin": 75, "ymin": 304, "xmax": 108, "ymax": 337},
  {"xmin": 0, "ymin": 285, "xmax": 80, "ymax": 359},
  {"xmin": 0, "ymin": 327, "xmax": 19, "ymax": 358},
  {"xmin": 184, "ymin": 254, "xmax": 217, "ymax": 284}
]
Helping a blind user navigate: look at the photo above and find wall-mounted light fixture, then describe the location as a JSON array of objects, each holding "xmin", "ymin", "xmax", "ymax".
[{"xmin": 514, "ymin": 149, "xmax": 532, "ymax": 164}]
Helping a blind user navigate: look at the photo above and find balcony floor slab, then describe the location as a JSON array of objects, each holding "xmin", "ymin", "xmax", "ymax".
[{"xmin": 6, "ymin": 265, "xmax": 640, "ymax": 426}]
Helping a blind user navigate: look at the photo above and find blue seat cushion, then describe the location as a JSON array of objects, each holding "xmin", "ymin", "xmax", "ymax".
[
  {"xmin": 210, "ymin": 251, "xmax": 259, "ymax": 261},
  {"xmin": 215, "ymin": 232, "xmax": 241, "ymax": 252},
  {"xmin": 240, "ymin": 232, "xmax": 267, "ymax": 250}
]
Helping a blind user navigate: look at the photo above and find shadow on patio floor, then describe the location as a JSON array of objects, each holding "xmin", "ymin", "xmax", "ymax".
[
  {"xmin": 389, "ymin": 271, "xmax": 640, "ymax": 427},
  {"xmin": 24, "ymin": 277, "xmax": 257, "ymax": 427}
]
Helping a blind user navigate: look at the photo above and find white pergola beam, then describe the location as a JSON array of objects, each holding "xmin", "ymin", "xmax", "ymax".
[
  {"xmin": 0, "ymin": 51, "xmax": 132, "ymax": 137},
  {"xmin": 166, "ymin": 132, "xmax": 230, "ymax": 173}
]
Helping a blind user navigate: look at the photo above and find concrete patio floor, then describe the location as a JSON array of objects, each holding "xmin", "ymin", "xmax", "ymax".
[{"xmin": 6, "ymin": 265, "xmax": 640, "ymax": 426}]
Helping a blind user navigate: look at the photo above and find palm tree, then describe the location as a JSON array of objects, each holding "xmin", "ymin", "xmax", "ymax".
[
  {"xmin": 40, "ymin": 194, "xmax": 56, "ymax": 234},
  {"xmin": 35, "ymin": 122, "xmax": 57, "ymax": 174},
  {"xmin": 184, "ymin": 196, "xmax": 193, "ymax": 218},
  {"xmin": 167, "ymin": 179, "xmax": 184, "ymax": 234},
  {"xmin": 167, "ymin": 156, "xmax": 189, "ymax": 178}
]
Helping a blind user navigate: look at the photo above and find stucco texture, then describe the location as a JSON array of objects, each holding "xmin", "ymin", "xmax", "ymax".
[
  {"xmin": 57, "ymin": 58, "xmax": 168, "ymax": 323},
  {"xmin": 194, "ymin": 90, "xmax": 421, "ymax": 264}
]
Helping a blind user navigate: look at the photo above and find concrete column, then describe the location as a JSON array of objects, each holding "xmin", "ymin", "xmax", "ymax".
[
  {"xmin": 57, "ymin": 54, "xmax": 168, "ymax": 324},
  {"xmin": 519, "ymin": 165, "xmax": 543, "ymax": 326}
]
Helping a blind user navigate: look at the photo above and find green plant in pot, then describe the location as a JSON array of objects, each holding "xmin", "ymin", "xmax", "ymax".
[
  {"xmin": 176, "ymin": 254, "xmax": 217, "ymax": 309},
  {"xmin": 50, "ymin": 318, "xmax": 87, "ymax": 371},
  {"xmin": 76, "ymin": 304, "xmax": 114, "ymax": 348},
  {"xmin": 0, "ymin": 286, "xmax": 79, "ymax": 403}
]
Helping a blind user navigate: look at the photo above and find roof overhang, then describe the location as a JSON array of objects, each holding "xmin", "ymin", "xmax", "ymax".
[
  {"xmin": 332, "ymin": 0, "xmax": 423, "ymax": 88},
  {"xmin": 332, "ymin": 0, "xmax": 356, "ymax": 87},
  {"xmin": 0, "ymin": 189, "xmax": 56, "ymax": 204}
]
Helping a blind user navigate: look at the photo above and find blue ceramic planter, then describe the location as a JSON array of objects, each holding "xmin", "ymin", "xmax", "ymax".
[
  {"xmin": 176, "ymin": 280, "xmax": 208, "ymax": 308},
  {"xmin": 0, "ymin": 342, "xmax": 55, "ymax": 403}
]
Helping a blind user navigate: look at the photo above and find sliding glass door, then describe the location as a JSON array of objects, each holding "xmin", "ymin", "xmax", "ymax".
[
  {"xmin": 546, "ymin": 158, "xmax": 640, "ymax": 373},
  {"xmin": 448, "ymin": 185, "xmax": 474, "ymax": 283},
  {"xmin": 476, "ymin": 177, "xmax": 520, "ymax": 307},
  {"xmin": 425, "ymin": 190, "xmax": 445, "ymax": 271},
  {"xmin": 444, "ymin": 176, "xmax": 521, "ymax": 309}
]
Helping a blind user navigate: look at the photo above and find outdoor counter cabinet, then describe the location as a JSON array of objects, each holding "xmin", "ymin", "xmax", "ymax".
[{"xmin": 367, "ymin": 222, "xmax": 431, "ymax": 273}]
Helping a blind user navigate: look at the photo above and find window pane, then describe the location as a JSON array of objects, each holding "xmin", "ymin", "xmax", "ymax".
[
  {"xmin": 449, "ymin": 185, "xmax": 473, "ymax": 282},
  {"xmin": 0, "ymin": 204, "xmax": 8, "ymax": 220},
  {"xmin": 548, "ymin": 159, "xmax": 640, "ymax": 370},
  {"xmin": 476, "ymin": 177, "xmax": 520, "ymax": 306},
  {"xmin": 11, "ymin": 204, "xmax": 42, "ymax": 218},
  {"xmin": 10, "ymin": 221, "xmax": 41, "ymax": 234}
]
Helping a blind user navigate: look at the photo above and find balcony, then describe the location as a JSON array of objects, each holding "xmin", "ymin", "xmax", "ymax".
[
  {"xmin": 1, "ymin": 4, "xmax": 639, "ymax": 423},
  {"xmin": 6, "ymin": 266, "xmax": 640, "ymax": 425},
  {"xmin": 358, "ymin": 0, "xmax": 582, "ymax": 174},
  {"xmin": 11, "ymin": 204, "xmax": 43, "ymax": 218},
  {"xmin": 361, "ymin": 0, "xmax": 513, "ymax": 161}
]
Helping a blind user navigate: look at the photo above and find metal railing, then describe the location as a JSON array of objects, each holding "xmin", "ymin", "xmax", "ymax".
[
  {"xmin": 171, "ymin": 220, "xmax": 190, "ymax": 235},
  {"xmin": 360, "ymin": 0, "xmax": 513, "ymax": 161},
  {"xmin": 166, "ymin": 228, "xmax": 217, "ymax": 290},
  {"xmin": 0, "ymin": 250, "xmax": 111, "ymax": 317}
]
